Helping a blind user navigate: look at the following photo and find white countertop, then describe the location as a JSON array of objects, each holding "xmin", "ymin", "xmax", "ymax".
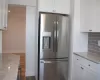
[
  {"xmin": 74, "ymin": 52, "xmax": 100, "ymax": 64},
  {"xmin": 0, "ymin": 54, "xmax": 20, "ymax": 80}
]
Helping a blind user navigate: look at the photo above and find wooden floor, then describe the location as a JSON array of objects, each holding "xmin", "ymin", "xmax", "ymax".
[{"xmin": 13, "ymin": 53, "xmax": 26, "ymax": 80}]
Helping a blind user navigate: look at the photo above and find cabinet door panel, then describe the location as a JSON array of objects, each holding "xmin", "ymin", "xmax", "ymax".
[
  {"xmin": 55, "ymin": 0, "xmax": 70, "ymax": 14},
  {"xmin": 95, "ymin": 0, "xmax": 100, "ymax": 32},
  {"xmin": 0, "ymin": 0, "xmax": 4, "ymax": 29},
  {"xmin": 0, "ymin": 0, "xmax": 8, "ymax": 30},
  {"xmin": 38, "ymin": 0, "xmax": 54, "ymax": 12},
  {"xmin": 5, "ymin": 0, "xmax": 8, "ymax": 29},
  {"xmin": 73, "ymin": 54, "xmax": 99, "ymax": 80},
  {"xmin": 73, "ymin": 63, "xmax": 83, "ymax": 80},
  {"xmin": 83, "ymin": 66, "xmax": 98, "ymax": 80},
  {"xmin": 80, "ymin": 0, "xmax": 96, "ymax": 32},
  {"xmin": 0, "ymin": 1, "xmax": 2, "ymax": 28},
  {"xmin": 3, "ymin": 0, "xmax": 8, "ymax": 29}
]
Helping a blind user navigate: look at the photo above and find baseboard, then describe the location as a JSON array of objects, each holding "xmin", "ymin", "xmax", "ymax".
[{"xmin": 26, "ymin": 76, "xmax": 36, "ymax": 80}]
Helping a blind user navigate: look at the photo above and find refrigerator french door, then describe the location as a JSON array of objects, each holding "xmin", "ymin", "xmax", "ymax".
[{"xmin": 38, "ymin": 13, "xmax": 70, "ymax": 80}]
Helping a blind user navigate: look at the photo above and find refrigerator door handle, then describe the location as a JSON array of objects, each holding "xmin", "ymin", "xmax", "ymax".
[
  {"xmin": 53, "ymin": 26, "xmax": 54, "ymax": 52},
  {"xmin": 56, "ymin": 21, "xmax": 58, "ymax": 52},
  {"xmin": 53, "ymin": 20, "xmax": 58, "ymax": 53},
  {"xmin": 57, "ymin": 21, "xmax": 58, "ymax": 24},
  {"xmin": 40, "ymin": 60, "xmax": 52, "ymax": 63},
  {"xmin": 53, "ymin": 21, "xmax": 56, "ymax": 52}
]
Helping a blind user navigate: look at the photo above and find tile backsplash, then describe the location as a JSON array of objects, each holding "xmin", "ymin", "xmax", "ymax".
[{"xmin": 88, "ymin": 33, "xmax": 100, "ymax": 54}]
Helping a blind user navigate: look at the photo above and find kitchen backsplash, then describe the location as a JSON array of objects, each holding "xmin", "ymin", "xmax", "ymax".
[{"xmin": 88, "ymin": 33, "xmax": 100, "ymax": 54}]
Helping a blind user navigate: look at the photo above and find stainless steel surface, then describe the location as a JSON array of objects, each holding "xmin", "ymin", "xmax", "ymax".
[
  {"xmin": 39, "ymin": 60, "xmax": 68, "ymax": 80},
  {"xmin": 40, "ymin": 13, "xmax": 57, "ymax": 59},
  {"xmin": 56, "ymin": 15, "xmax": 70, "ymax": 58},
  {"xmin": 40, "ymin": 60, "xmax": 68, "ymax": 80},
  {"xmin": 39, "ymin": 13, "xmax": 69, "ymax": 80},
  {"xmin": 39, "ymin": 13, "xmax": 69, "ymax": 59}
]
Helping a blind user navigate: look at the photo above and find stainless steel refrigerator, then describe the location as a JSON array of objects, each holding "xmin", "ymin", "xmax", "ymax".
[{"xmin": 38, "ymin": 13, "xmax": 70, "ymax": 80}]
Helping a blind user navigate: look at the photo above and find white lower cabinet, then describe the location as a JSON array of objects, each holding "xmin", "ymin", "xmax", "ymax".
[
  {"xmin": 73, "ymin": 55, "xmax": 99, "ymax": 80},
  {"xmin": 73, "ymin": 63, "xmax": 83, "ymax": 80},
  {"xmin": 83, "ymin": 66, "xmax": 98, "ymax": 80}
]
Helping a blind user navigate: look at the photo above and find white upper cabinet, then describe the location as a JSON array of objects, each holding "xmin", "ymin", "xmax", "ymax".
[
  {"xmin": 81, "ymin": 0, "xmax": 100, "ymax": 32},
  {"xmin": 0, "ymin": 0, "xmax": 8, "ymax": 30},
  {"xmin": 8, "ymin": 0, "xmax": 36, "ymax": 6},
  {"xmin": 80, "ymin": 0, "xmax": 96, "ymax": 32},
  {"xmin": 38, "ymin": 0, "xmax": 70, "ymax": 14},
  {"xmin": 38, "ymin": 0, "xmax": 54, "ymax": 13},
  {"xmin": 4, "ymin": 0, "xmax": 8, "ymax": 29},
  {"xmin": 54, "ymin": 0, "xmax": 70, "ymax": 14},
  {"xmin": 95, "ymin": 0, "xmax": 100, "ymax": 32},
  {"xmin": 0, "ymin": 1, "xmax": 2, "ymax": 29}
]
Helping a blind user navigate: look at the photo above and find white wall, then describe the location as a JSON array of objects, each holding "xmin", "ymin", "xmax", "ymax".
[
  {"xmin": 72, "ymin": 0, "xmax": 88, "ymax": 52},
  {"xmin": 8, "ymin": 0, "xmax": 36, "ymax": 6},
  {"xmin": 35, "ymin": 0, "xmax": 39, "ymax": 79},
  {"xmin": 26, "ymin": 6, "xmax": 37, "ymax": 76},
  {"xmin": 69, "ymin": 0, "xmax": 88, "ymax": 80},
  {"xmin": 2, "ymin": 5, "xmax": 26, "ymax": 53}
]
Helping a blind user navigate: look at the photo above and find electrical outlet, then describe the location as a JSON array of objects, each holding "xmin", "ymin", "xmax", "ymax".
[{"xmin": 98, "ymin": 40, "xmax": 100, "ymax": 46}]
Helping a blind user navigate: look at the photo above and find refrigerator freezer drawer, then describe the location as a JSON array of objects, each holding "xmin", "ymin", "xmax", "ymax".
[{"xmin": 39, "ymin": 60, "xmax": 68, "ymax": 80}]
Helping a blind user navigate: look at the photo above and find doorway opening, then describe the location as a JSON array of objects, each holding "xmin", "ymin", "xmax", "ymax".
[{"xmin": 2, "ymin": 5, "xmax": 26, "ymax": 80}]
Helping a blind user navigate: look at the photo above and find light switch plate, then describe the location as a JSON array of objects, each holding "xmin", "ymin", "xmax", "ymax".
[{"xmin": 98, "ymin": 40, "xmax": 100, "ymax": 46}]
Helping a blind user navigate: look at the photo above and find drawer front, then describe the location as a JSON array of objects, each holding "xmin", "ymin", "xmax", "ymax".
[
  {"xmin": 74, "ymin": 55, "xmax": 82, "ymax": 63},
  {"xmin": 74, "ymin": 55, "xmax": 89, "ymax": 66},
  {"xmin": 74, "ymin": 54, "xmax": 99, "ymax": 73},
  {"xmin": 87, "ymin": 61, "xmax": 99, "ymax": 73}
]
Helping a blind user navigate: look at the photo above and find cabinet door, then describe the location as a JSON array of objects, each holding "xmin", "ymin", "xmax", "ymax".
[
  {"xmin": 0, "ymin": 1, "xmax": 2, "ymax": 29},
  {"xmin": 80, "ymin": 0, "xmax": 96, "ymax": 32},
  {"xmin": 38, "ymin": 0, "xmax": 54, "ymax": 13},
  {"xmin": 54, "ymin": 0, "xmax": 70, "ymax": 14},
  {"xmin": 2, "ymin": 0, "xmax": 6, "ymax": 29},
  {"xmin": 95, "ymin": 0, "xmax": 100, "ymax": 32},
  {"xmin": 0, "ymin": 0, "xmax": 4, "ymax": 29},
  {"xmin": 8, "ymin": 0, "xmax": 36, "ymax": 6},
  {"xmin": 4, "ymin": 0, "xmax": 8, "ymax": 29},
  {"xmin": 0, "ymin": 0, "xmax": 8, "ymax": 30},
  {"xmin": 83, "ymin": 66, "xmax": 98, "ymax": 80},
  {"xmin": 73, "ymin": 63, "xmax": 83, "ymax": 80},
  {"xmin": 73, "ymin": 61, "xmax": 98, "ymax": 80}
]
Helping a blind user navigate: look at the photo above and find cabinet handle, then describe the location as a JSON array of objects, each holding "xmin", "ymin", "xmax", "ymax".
[
  {"xmin": 4, "ymin": 26, "xmax": 7, "ymax": 30},
  {"xmin": 40, "ymin": 61, "xmax": 52, "ymax": 63},
  {"xmin": 4, "ymin": 27, "xmax": 6, "ymax": 29},
  {"xmin": 53, "ymin": 10, "xmax": 56, "ymax": 12},
  {"xmin": 89, "ymin": 30, "xmax": 92, "ymax": 31},
  {"xmin": 81, "ymin": 67, "xmax": 84, "ymax": 70}
]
